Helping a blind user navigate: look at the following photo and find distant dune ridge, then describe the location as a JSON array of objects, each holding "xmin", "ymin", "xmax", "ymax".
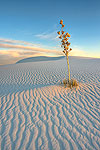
[
  {"xmin": 16, "ymin": 56, "xmax": 64, "ymax": 64},
  {"xmin": 0, "ymin": 57, "xmax": 100, "ymax": 150},
  {"xmin": 16, "ymin": 55, "xmax": 98, "ymax": 64}
]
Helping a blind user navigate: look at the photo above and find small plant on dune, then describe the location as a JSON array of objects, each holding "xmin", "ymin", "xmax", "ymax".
[{"xmin": 57, "ymin": 19, "xmax": 78, "ymax": 88}]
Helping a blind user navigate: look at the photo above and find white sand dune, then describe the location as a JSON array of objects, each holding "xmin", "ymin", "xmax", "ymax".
[
  {"xmin": 16, "ymin": 56, "xmax": 64, "ymax": 64},
  {"xmin": 0, "ymin": 57, "xmax": 100, "ymax": 150}
]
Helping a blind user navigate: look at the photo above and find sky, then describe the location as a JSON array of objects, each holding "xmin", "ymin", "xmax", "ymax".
[{"xmin": 0, "ymin": 0, "xmax": 100, "ymax": 65}]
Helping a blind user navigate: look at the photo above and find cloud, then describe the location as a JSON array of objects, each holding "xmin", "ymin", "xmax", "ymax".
[
  {"xmin": 0, "ymin": 38, "xmax": 62, "ymax": 65},
  {"xmin": 0, "ymin": 50, "xmax": 39, "ymax": 57},
  {"xmin": 35, "ymin": 31, "xmax": 58, "ymax": 41},
  {"xmin": 0, "ymin": 38, "xmax": 40, "ymax": 47},
  {"xmin": 0, "ymin": 43, "xmax": 62, "ymax": 55}
]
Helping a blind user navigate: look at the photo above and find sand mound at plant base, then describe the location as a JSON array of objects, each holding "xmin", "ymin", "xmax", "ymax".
[{"xmin": 0, "ymin": 57, "xmax": 100, "ymax": 150}]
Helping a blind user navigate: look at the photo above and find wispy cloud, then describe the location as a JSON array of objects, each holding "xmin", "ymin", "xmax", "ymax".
[
  {"xmin": 0, "ymin": 38, "xmax": 41, "ymax": 47},
  {"xmin": 0, "ymin": 43, "xmax": 62, "ymax": 55},
  {"xmin": 35, "ymin": 31, "xmax": 58, "ymax": 41},
  {"xmin": 0, "ymin": 38, "xmax": 63, "ymax": 65},
  {"xmin": 0, "ymin": 50, "xmax": 39, "ymax": 57}
]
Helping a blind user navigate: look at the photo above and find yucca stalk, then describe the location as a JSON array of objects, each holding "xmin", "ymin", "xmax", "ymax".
[
  {"xmin": 57, "ymin": 19, "xmax": 72, "ymax": 82},
  {"xmin": 66, "ymin": 53, "xmax": 70, "ymax": 81}
]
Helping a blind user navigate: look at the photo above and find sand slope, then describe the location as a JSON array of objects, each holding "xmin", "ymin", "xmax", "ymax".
[
  {"xmin": 0, "ymin": 57, "xmax": 100, "ymax": 150},
  {"xmin": 16, "ymin": 56, "xmax": 64, "ymax": 64}
]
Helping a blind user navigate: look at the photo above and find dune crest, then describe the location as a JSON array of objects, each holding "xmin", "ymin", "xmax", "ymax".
[{"xmin": 16, "ymin": 56, "xmax": 64, "ymax": 64}]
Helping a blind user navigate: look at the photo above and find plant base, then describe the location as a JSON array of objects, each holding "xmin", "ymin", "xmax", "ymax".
[{"xmin": 62, "ymin": 79, "xmax": 78, "ymax": 88}]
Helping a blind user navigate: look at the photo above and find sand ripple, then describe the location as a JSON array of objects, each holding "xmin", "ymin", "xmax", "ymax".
[{"xmin": 0, "ymin": 57, "xmax": 100, "ymax": 150}]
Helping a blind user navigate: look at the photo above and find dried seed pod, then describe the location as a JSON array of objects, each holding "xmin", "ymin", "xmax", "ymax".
[
  {"xmin": 63, "ymin": 35, "xmax": 67, "ymax": 39},
  {"xmin": 66, "ymin": 33, "xmax": 69, "ymax": 36},
  {"xmin": 66, "ymin": 41, "xmax": 69, "ymax": 44},
  {"xmin": 61, "ymin": 31, "xmax": 65, "ymax": 34},
  {"xmin": 67, "ymin": 43, "xmax": 70, "ymax": 46},
  {"xmin": 62, "ymin": 42, "xmax": 65, "ymax": 45},
  {"xmin": 64, "ymin": 46, "xmax": 69, "ymax": 50},
  {"xmin": 65, "ymin": 38, "xmax": 69, "ymax": 41},
  {"xmin": 61, "ymin": 39, "xmax": 65, "ymax": 43},
  {"xmin": 70, "ymin": 48, "xmax": 72, "ymax": 51},
  {"xmin": 62, "ymin": 24, "xmax": 65, "ymax": 28},
  {"xmin": 66, "ymin": 33, "xmax": 71, "ymax": 37},
  {"xmin": 57, "ymin": 31, "xmax": 60, "ymax": 35},
  {"xmin": 67, "ymin": 34, "xmax": 71, "ymax": 37},
  {"xmin": 59, "ymin": 35, "xmax": 62, "ymax": 39},
  {"xmin": 60, "ymin": 20, "xmax": 63, "ymax": 25},
  {"xmin": 65, "ymin": 35, "xmax": 67, "ymax": 38}
]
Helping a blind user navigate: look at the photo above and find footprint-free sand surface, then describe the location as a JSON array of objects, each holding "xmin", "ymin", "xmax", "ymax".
[{"xmin": 0, "ymin": 57, "xmax": 100, "ymax": 150}]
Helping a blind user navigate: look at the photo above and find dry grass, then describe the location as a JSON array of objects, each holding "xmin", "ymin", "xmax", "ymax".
[{"xmin": 62, "ymin": 79, "xmax": 78, "ymax": 88}]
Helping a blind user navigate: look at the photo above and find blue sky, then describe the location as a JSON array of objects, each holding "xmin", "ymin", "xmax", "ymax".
[{"xmin": 0, "ymin": 0, "xmax": 100, "ymax": 65}]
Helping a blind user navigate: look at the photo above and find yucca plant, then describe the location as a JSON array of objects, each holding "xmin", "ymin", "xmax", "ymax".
[{"xmin": 57, "ymin": 19, "xmax": 78, "ymax": 88}]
